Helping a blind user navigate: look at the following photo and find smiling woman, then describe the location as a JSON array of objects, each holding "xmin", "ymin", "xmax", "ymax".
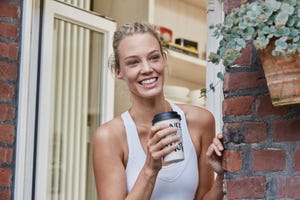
[
  {"xmin": 92, "ymin": 21, "xmax": 225, "ymax": 200},
  {"xmin": 116, "ymin": 33, "xmax": 166, "ymax": 98}
]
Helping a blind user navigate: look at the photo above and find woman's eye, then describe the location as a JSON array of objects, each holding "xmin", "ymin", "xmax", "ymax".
[
  {"xmin": 126, "ymin": 60, "xmax": 139, "ymax": 66},
  {"xmin": 150, "ymin": 55, "xmax": 161, "ymax": 61}
]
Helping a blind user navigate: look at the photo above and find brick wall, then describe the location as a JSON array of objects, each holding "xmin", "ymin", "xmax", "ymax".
[
  {"xmin": 222, "ymin": 0, "xmax": 300, "ymax": 199},
  {"xmin": 0, "ymin": 1, "xmax": 21, "ymax": 199}
]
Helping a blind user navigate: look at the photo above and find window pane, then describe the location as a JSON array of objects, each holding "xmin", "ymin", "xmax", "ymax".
[{"xmin": 48, "ymin": 18, "xmax": 103, "ymax": 200}]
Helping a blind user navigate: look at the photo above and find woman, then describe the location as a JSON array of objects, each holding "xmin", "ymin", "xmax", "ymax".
[{"xmin": 93, "ymin": 21, "xmax": 224, "ymax": 200}]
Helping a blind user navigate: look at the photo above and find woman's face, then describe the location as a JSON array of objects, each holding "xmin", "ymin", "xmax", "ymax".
[{"xmin": 116, "ymin": 33, "xmax": 166, "ymax": 99}]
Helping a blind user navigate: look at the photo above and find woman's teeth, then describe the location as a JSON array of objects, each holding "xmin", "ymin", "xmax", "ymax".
[{"xmin": 141, "ymin": 78, "xmax": 156, "ymax": 85}]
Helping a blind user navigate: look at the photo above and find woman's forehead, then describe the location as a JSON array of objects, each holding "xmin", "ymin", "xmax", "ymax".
[{"xmin": 118, "ymin": 33, "xmax": 160, "ymax": 56}]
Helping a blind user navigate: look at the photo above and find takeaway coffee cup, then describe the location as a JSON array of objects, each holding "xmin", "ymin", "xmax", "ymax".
[{"xmin": 152, "ymin": 111, "xmax": 184, "ymax": 163}]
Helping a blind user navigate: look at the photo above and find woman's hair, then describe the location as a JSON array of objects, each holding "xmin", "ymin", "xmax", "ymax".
[{"xmin": 109, "ymin": 21, "xmax": 166, "ymax": 73}]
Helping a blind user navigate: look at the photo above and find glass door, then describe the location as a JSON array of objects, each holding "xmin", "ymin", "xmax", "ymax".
[{"xmin": 35, "ymin": 1, "xmax": 115, "ymax": 199}]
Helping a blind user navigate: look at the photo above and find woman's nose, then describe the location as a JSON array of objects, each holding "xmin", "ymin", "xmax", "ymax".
[{"xmin": 140, "ymin": 61, "xmax": 153, "ymax": 74}]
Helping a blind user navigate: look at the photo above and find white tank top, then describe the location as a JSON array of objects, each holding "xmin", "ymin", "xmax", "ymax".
[{"xmin": 121, "ymin": 103, "xmax": 199, "ymax": 200}]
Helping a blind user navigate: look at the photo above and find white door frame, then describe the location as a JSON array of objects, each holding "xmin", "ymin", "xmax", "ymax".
[
  {"xmin": 206, "ymin": 0, "xmax": 224, "ymax": 134},
  {"xmin": 15, "ymin": 1, "xmax": 41, "ymax": 199},
  {"xmin": 15, "ymin": 1, "xmax": 116, "ymax": 199}
]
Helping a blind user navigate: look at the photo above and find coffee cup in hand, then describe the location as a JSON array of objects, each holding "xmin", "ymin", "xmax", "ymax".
[{"xmin": 152, "ymin": 111, "xmax": 184, "ymax": 163}]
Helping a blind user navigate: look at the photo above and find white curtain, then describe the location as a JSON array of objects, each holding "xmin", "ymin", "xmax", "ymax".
[{"xmin": 49, "ymin": 1, "xmax": 102, "ymax": 198}]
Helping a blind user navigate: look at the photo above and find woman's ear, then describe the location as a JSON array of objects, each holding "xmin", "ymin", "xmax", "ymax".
[{"xmin": 115, "ymin": 68, "xmax": 123, "ymax": 79}]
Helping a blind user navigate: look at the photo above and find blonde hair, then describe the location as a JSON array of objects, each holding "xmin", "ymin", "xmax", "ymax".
[{"xmin": 109, "ymin": 21, "xmax": 166, "ymax": 73}]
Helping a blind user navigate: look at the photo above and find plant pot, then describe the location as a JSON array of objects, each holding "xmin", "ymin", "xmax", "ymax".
[{"xmin": 258, "ymin": 44, "xmax": 300, "ymax": 106}]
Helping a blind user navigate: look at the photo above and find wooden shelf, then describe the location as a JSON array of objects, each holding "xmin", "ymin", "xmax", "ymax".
[
  {"xmin": 166, "ymin": 49, "xmax": 206, "ymax": 87},
  {"xmin": 167, "ymin": 49, "xmax": 206, "ymax": 68},
  {"xmin": 182, "ymin": 0, "xmax": 206, "ymax": 9}
]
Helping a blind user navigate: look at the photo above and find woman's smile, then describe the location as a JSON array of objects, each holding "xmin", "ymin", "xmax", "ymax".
[{"xmin": 139, "ymin": 77, "xmax": 158, "ymax": 86}]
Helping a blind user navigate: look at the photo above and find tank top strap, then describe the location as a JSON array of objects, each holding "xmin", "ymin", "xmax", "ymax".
[{"xmin": 121, "ymin": 111, "xmax": 145, "ymax": 160}]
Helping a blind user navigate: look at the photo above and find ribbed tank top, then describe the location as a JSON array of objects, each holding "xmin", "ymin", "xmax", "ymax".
[{"xmin": 121, "ymin": 102, "xmax": 199, "ymax": 200}]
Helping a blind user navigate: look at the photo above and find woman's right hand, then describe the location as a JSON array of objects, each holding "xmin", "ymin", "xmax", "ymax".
[{"xmin": 145, "ymin": 124, "xmax": 180, "ymax": 171}]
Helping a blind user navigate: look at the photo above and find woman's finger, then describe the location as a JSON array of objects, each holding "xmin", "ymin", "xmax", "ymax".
[
  {"xmin": 150, "ymin": 124, "xmax": 177, "ymax": 145},
  {"xmin": 213, "ymin": 137, "xmax": 224, "ymax": 152},
  {"xmin": 207, "ymin": 143, "xmax": 222, "ymax": 157}
]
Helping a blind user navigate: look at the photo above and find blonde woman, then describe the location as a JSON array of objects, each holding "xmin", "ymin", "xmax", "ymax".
[{"xmin": 93, "ymin": 22, "xmax": 224, "ymax": 200}]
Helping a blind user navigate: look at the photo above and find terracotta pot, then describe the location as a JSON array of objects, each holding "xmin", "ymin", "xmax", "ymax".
[{"xmin": 258, "ymin": 43, "xmax": 300, "ymax": 106}]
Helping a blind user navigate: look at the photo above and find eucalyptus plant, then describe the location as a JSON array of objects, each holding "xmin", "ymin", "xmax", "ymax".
[{"xmin": 208, "ymin": 0, "xmax": 300, "ymax": 68}]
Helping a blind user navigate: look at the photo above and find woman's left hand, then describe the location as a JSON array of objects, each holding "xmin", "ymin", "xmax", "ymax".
[{"xmin": 206, "ymin": 133, "xmax": 224, "ymax": 175}]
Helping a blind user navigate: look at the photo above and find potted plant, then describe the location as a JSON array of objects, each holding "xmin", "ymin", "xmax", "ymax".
[{"xmin": 208, "ymin": 0, "xmax": 300, "ymax": 106}]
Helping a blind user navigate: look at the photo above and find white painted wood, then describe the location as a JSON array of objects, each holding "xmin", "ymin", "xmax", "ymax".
[
  {"xmin": 206, "ymin": 0, "xmax": 224, "ymax": 134},
  {"xmin": 35, "ymin": 1, "xmax": 116, "ymax": 199},
  {"xmin": 14, "ymin": 1, "xmax": 41, "ymax": 199}
]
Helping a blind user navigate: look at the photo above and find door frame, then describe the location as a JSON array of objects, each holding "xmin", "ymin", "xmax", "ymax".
[
  {"xmin": 15, "ymin": 1, "xmax": 116, "ymax": 199},
  {"xmin": 15, "ymin": 1, "xmax": 41, "ymax": 199},
  {"xmin": 206, "ymin": 0, "xmax": 224, "ymax": 134}
]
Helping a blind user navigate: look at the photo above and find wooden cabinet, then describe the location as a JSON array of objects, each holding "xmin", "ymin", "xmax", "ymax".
[{"xmin": 93, "ymin": 0, "xmax": 207, "ymax": 114}]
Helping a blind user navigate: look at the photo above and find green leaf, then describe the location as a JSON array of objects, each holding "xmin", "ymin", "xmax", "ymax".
[
  {"xmin": 275, "ymin": 39, "xmax": 288, "ymax": 49},
  {"xmin": 275, "ymin": 9, "xmax": 289, "ymax": 25},
  {"xmin": 281, "ymin": 2, "xmax": 294, "ymax": 15},
  {"xmin": 236, "ymin": 38, "xmax": 246, "ymax": 48},
  {"xmin": 209, "ymin": 83, "xmax": 215, "ymax": 92},
  {"xmin": 265, "ymin": 0, "xmax": 281, "ymax": 11},
  {"xmin": 262, "ymin": 26, "xmax": 271, "ymax": 34},
  {"xmin": 217, "ymin": 72, "xmax": 224, "ymax": 81},
  {"xmin": 208, "ymin": 53, "xmax": 220, "ymax": 64}
]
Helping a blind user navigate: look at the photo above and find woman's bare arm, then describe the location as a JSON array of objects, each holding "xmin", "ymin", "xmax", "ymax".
[
  {"xmin": 180, "ymin": 105, "xmax": 224, "ymax": 200},
  {"xmin": 93, "ymin": 118, "xmax": 180, "ymax": 200}
]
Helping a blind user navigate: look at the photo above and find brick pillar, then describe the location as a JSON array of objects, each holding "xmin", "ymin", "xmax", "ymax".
[
  {"xmin": 222, "ymin": 0, "xmax": 300, "ymax": 199},
  {"xmin": 0, "ymin": 1, "xmax": 21, "ymax": 199}
]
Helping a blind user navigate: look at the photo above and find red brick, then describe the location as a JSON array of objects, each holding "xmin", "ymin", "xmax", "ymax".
[
  {"xmin": 223, "ymin": 71, "xmax": 266, "ymax": 92},
  {"xmin": 274, "ymin": 118, "xmax": 300, "ymax": 142},
  {"xmin": 224, "ymin": 122, "xmax": 267, "ymax": 144},
  {"xmin": 222, "ymin": 150, "xmax": 242, "ymax": 172},
  {"xmin": 0, "ymin": 42, "xmax": 19, "ymax": 60},
  {"xmin": 0, "ymin": 189, "xmax": 10, "ymax": 200},
  {"xmin": 0, "ymin": 81, "xmax": 14, "ymax": 100},
  {"xmin": 0, "ymin": 168, "xmax": 11, "ymax": 186},
  {"xmin": 0, "ymin": 22, "xmax": 18, "ymax": 39},
  {"xmin": 234, "ymin": 44, "xmax": 252, "ymax": 66},
  {"xmin": 252, "ymin": 149, "xmax": 285, "ymax": 171},
  {"xmin": 225, "ymin": 176, "xmax": 266, "ymax": 199},
  {"xmin": 0, "ymin": 103, "xmax": 15, "ymax": 121},
  {"xmin": 0, "ymin": 124, "xmax": 14, "ymax": 144},
  {"xmin": 278, "ymin": 177, "xmax": 300, "ymax": 199},
  {"xmin": 223, "ymin": 0, "xmax": 245, "ymax": 14},
  {"xmin": 0, "ymin": 2, "xmax": 20, "ymax": 19},
  {"xmin": 0, "ymin": 61, "xmax": 18, "ymax": 80},
  {"xmin": 223, "ymin": 96, "xmax": 254, "ymax": 116},
  {"xmin": 294, "ymin": 148, "xmax": 300, "ymax": 172},
  {"xmin": 256, "ymin": 95, "xmax": 290, "ymax": 117},
  {"xmin": 0, "ymin": 147, "xmax": 12, "ymax": 164}
]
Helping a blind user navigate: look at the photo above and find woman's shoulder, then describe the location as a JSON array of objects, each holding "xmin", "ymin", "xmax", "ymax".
[
  {"xmin": 93, "ymin": 116, "xmax": 126, "ymax": 147},
  {"xmin": 93, "ymin": 116, "xmax": 128, "ymax": 171},
  {"xmin": 176, "ymin": 103, "xmax": 215, "ymax": 127},
  {"xmin": 175, "ymin": 104, "xmax": 215, "ymax": 152}
]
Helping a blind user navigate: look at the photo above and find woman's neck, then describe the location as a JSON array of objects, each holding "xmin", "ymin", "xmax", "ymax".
[{"xmin": 129, "ymin": 97, "xmax": 172, "ymax": 127}]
